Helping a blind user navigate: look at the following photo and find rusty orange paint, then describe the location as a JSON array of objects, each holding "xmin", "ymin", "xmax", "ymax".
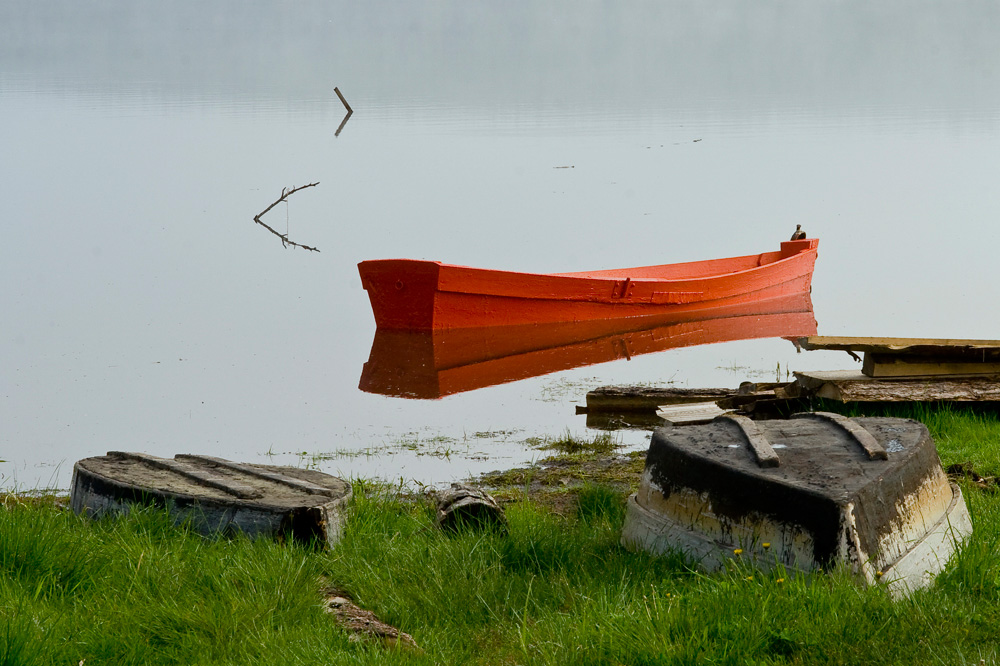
[
  {"xmin": 359, "ymin": 239, "xmax": 819, "ymax": 331},
  {"xmin": 359, "ymin": 289, "xmax": 816, "ymax": 399}
]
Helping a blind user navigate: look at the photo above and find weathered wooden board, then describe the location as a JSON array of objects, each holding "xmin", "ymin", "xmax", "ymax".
[
  {"xmin": 585, "ymin": 383, "xmax": 789, "ymax": 414},
  {"xmin": 862, "ymin": 353, "xmax": 1000, "ymax": 378},
  {"xmin": 586, "ymin": 385, "xmax": 733, "ymax": 413},
  {"xmin": 656, "ymin": 402, "xmax": 732, "ymax": 425},
  {"xmin": 798, "ymin": 336, "xmax": 1000, "ymax": 353},
  {"xmin": 584, "ymin": 411, "xmax": 666, "ymax": 431},
  {"xmin": 794, "ymin": 370, "xmax": 1000, "ymax": 402},
  {"xmin": 799, "ymin": 336, "xmax": 1000, "ymax": 358}
]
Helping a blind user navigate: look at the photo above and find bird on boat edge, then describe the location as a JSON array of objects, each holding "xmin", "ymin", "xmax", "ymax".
[{"xmin": 790, "ymin": 224, "xmax": 806, "ymax": 241}]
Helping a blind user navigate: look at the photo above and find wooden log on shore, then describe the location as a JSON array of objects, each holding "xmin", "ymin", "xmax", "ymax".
[
  {"xmin": 585, "ymin": 386, "xmax": 738, "ymax": 413},
  {"xmin": 436, "ymin": 484, "xmax": 507, "ymax": 533}
]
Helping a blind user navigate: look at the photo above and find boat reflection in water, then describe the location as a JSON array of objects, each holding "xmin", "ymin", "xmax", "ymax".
[{"xmin": 359, "ymin": 291, "xmax": 816, "ymax": 400}]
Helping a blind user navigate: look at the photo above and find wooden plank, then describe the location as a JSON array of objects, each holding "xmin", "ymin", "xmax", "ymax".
[
  {"xmin": 792, "ymin": 412, "xmax": 887, "ymax": 460},
  {"xmin": 586, "ymin": 383, "xmax": 791, "ymax": 413},
  {"xmin": 176, "ymin": 455, "xmax": 337, "ymax": 497},
  {"xmin": 583, "ymin": 411, "xmax": 665, "ymax": 431},
  {"xmin": 656, "ymin": 402, "xmax": 732, "ymax": 425},
  {"xmin": 798, "ymin": 336, "xmax": 1000, "ymax": 356},
  {"xmin": 108, "ymin": 451, "xmax": 263, "ymax": 500},
  {"xmin": 716, "ymin": 383, "xmax": 793, "ymax": 409},
  {"xmin": 586, "ymin": 386, "xmax": 732, "ymax": 413},
  {"xmin": 717, "ymin": 414, "xmax": 780, "ymax": 467},
  {"xmin": 862, "ymin": 354, "xmax": 1000, "ymax": 378},
  {"xmin": 793, "ymin": 370, "xmax": 1000, "ymax": 402}
]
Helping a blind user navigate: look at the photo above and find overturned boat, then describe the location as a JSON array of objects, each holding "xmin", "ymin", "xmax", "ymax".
[
  {"xmin": 71, "ymin": 452, "xmax": 352, "ymax": 547},
  {"xmin": 359, "ymin": 238, "xmax": 818, "ymax": 330},
  {"xmin": 621, "ymin": 412, "xmax": 972, "ymax": 597}
]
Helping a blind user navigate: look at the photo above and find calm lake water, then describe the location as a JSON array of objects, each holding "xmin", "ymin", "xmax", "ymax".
[{"xmin": 3, "ymin": 2, "xmax": 1000, "ymax": 490}]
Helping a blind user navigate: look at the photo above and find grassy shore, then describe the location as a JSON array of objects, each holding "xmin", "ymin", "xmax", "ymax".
[{"xmin": 3, "ymin": 404, "xmax": 1000, "ymax": 665}]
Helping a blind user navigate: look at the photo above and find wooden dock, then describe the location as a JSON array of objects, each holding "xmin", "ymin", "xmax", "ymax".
[
  {"xmin": 581, "ymin": 337, "xmax": 1000, "ymax": 423},
  {"xmin": 790, "ymin": 336, "xmax": 1000, "ymax": 403},
  {"xmin": 792, "ymin": 370, "xmax": 1000, "ymax": 402},
  {"xmin": 798, "ymin": 336, "xmax": 1000, "ymax": 378}
]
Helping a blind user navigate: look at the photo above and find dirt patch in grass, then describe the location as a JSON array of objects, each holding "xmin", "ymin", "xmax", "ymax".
[{"xmin": 477, "ymin": 450, "xmax": 647, "ymax": 515}]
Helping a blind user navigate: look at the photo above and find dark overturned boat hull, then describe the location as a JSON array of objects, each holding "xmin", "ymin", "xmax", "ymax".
[
  {"xmin": 71, "ymin": 452, "xmax": 352, "ymax": 547},
  {"xmin": 621, "ymin": 413, "xmax": 972, "ymax": 597}
]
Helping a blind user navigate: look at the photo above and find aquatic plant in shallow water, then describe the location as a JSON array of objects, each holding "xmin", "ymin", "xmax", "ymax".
[{"xmin": 535, "ymin": 431, "xmax": 621, "ymax": 455}]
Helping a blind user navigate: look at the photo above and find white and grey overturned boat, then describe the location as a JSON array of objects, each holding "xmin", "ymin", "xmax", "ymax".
[{"xmin": 621, "ymin": 412, "xmax": 972, "ymax": 597}]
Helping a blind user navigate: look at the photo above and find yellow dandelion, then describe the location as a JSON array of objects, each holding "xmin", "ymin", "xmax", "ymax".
[
  {"xmin": 733, "ymin": 548, "xmax": 743, "ymax": 555},
  {"xmin": 776, "ymin": 578, "xmax": 785, "ymax": 584},
  {"xmin": 876, "ymin": 571, "xmax": 884, "ymax": 578},
  {"xmin": 745, "ymin": 576, "xmax": 754, "ymax": 581},
  {"xmin": 762, "ymin": 542, "xmax": 771, "ymax": 549}
]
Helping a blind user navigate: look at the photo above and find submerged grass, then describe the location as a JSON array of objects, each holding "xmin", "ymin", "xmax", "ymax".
[
  {"xmin": 2, "ymin": 405, "xmax": 1000, "ymax": 664},
  {"xmin": 534, "ymin": 430, "xmax": 622, "ymax": 455}
]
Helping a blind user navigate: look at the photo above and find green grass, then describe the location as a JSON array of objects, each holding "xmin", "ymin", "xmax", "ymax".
[
  {"xmin": 1, "ymin": 500, "xmax": 335, "ymax": 665},
  {"xmin": 2, "ymin": 406, "xmax": 1000, "ymax": 664},
  {"xmin": 325, "ymin": 481, "xmax": 1000, "ymax": 665}
]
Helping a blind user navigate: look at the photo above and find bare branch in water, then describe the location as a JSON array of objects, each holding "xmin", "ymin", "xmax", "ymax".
[
  {"xmin": 252, "ymin": 182, "xmax": 321, "ymax": 252},
  {"xmin": 334, "ymin": 87, "xmax": 353, "ymax": 137},
  {"xmin": 334, "ymin": 87, "xmax": 353, "ymax": 114}
]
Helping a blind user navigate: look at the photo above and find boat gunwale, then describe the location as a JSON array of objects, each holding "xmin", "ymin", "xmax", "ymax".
[
  {"xmin": 364, "ymin": 243, "xmax": 814, "ymax": 289},
  {"xmin": 368, "ymin": 241, "xmax": 813, "ymax": 296},
  {"xmin": 550, "ymin": 250, "xmax": 780, "ymax": 279}
]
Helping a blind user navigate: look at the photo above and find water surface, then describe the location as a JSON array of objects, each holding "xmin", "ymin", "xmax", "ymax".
[{"xmin": 3, "ymin": 1, "xmax": 1000, "ymax": 490}]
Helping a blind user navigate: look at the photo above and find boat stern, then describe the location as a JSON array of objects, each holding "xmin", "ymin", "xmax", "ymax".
[
  {"xmin": 358, "ymin": 259, "xmax": 442, "ymax": 330},
  {"xmin": 780, "ymin": 237, "xmax": 819, "ymax": 258}
]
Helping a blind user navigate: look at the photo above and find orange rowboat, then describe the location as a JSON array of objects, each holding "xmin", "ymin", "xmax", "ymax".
[
  {"xmin": 359, "ymin": 290, "xmax": 816, "ymax": 399},
  {"xmin": 358, "ymin": 239, "xmax": 818, "ymax": 330}
]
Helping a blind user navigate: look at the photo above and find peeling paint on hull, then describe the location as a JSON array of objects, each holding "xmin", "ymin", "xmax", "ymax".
[{"xmin": 620, "ymin": 415, "xmax": 972, "ymax": 598}]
